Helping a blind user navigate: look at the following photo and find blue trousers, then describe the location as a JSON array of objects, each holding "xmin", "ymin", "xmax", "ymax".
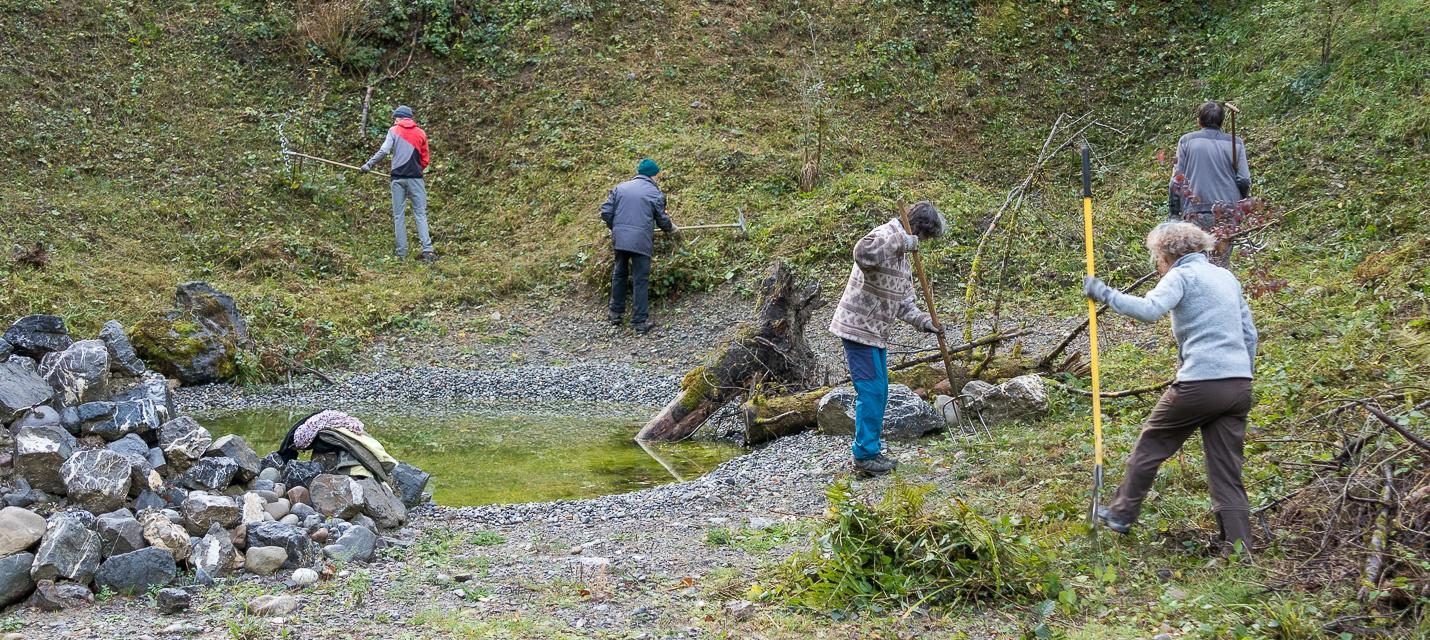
[{"xmin": 842, "ymin": 339, "xmax": 888, "ymax": 460}]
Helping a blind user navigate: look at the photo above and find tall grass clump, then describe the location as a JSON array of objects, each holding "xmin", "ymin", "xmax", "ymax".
[{"xmin": 772, "ymin": 480, "xmax": 1056, "ymax": 610}]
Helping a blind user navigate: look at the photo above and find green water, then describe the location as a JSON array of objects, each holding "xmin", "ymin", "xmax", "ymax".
[{"xmin": 198, "ymin": 406, "xmax": 743, "ymax": 507}]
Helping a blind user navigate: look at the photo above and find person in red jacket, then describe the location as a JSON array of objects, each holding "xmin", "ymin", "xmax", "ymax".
[{"xmin": 361, "ymin": 105, "xmax": 435, "ymax": 262}]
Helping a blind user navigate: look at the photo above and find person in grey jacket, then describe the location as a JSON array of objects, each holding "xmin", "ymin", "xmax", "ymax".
[
  {"xmin": 1083, "ymin": 221, "xmax": 1258, "ymax": 552},
  {"xmin": 1169, "ymin": 101, "xmax": 1251, "ymax": 265},
  {"xmin": 600, "ymin": 159, "xmax": 677, "ymax": 333}
]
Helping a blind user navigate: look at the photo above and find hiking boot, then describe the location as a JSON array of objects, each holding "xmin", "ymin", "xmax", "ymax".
[
  {"xmin": 607, "ymin": 311, "xmax": 624, "ymax": 326},
  {"xmin": 418, "ymin": 251, "xmax": 438, "ymax": 263},
  {"xmin": 853, "ymin": 454, "xmax": 898, "ymax": 477},
  {"xmin": 634, "ymin": 321, "xmax": 654, "ymax": 335},
  {"xmin": 1095, "ymin": 507, "xmax": 1133, "ymax": 534}
]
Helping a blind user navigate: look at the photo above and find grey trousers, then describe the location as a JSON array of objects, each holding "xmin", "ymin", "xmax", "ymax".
[
  {"xmin": 391, "ymin": 178, "xmax": 432, "ymax": 256},
  {"xmin": 1109, "ymin": 378, "xmax": 1254, "ymax": 547}
]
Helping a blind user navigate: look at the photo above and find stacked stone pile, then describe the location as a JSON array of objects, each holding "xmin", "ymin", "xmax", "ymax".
[{"xmin": 0, "ymin": 314, "xmax": 430, "ymax": 613}]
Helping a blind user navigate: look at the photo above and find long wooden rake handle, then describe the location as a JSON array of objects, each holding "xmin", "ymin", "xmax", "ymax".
[
  {"xmin": 282, "ymin": 150, "xmax": 390, "ymax": 178},
  {"xmin": 898, "ymin": 203, "xmax": 957, "ymax": 393}
]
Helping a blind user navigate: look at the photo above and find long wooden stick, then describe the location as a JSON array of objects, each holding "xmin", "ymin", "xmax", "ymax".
[
  {"xmin": 898, "ymin": 203, "xmax": 957, "ymax": 390},
  {"xmin": 282, "ymin": 150, "xmax": 390, "ymax": 178}
]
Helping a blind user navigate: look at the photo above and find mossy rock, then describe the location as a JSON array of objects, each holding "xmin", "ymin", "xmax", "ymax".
[{"xmin": 131, "ymin": 314, "xmax": 240, "ymax": 385}]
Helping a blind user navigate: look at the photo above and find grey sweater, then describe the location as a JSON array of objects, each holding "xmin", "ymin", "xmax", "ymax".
[
  {"xmin": 1085, "ymin": 253, "xmax": 1256, "ymax": 382},
  {"xmin": 1169, "ymin": 127, "xmax": 1250, "ymax": 214}
]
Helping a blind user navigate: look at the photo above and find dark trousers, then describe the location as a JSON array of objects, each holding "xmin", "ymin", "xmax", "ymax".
[
  {"xmin": 1109, "ymin": 378, "xmax": 1254, "ymax": 546},
  {"xmin": 608, "ymin": 250, "xmax": 652, "ymax": 324}
]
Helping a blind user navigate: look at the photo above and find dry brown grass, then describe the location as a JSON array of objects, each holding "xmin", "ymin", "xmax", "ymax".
[{"xmin": 293, "ymin": 0, "xmax": 377, "ymax": 68}]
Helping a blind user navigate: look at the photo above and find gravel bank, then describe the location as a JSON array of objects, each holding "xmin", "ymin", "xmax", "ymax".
[{"xmin": 176, "ymin": 363, "xmax": 681, "ymax": 414}]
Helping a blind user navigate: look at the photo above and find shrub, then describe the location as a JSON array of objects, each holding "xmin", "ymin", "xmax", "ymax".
[
  {"xmin": 294, "ymin": 0, "xmax": 380, "ymax": 70},
  {"xmin": 771, "ymin": 480, "xmax": 1054, "ymax": 610}
]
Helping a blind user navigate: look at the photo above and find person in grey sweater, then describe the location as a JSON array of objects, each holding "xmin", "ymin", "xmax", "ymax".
[
  {"xmin": 600, "ymin": 159, "xmax": 677, "ymax": 334},
  {"xmin": 1169, "ymin": 101, "xmax": 1251, "ymax": 265},
  {"xmin": 1083, "ymin": 221, "xmax": 1258, "ymax": 552}
]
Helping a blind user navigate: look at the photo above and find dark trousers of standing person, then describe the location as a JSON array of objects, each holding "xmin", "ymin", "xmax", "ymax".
[
  {"xmin": 1108, "ymin": 378, "xmax": 1254, "ymax": 549},
  {"xmin": 609, "ymin": 250, "xmax": 652, "ymax": 325}
]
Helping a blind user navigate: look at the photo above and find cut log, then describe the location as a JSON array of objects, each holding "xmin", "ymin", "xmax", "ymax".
[
  {"xmin": 740, "ymin": 387, "xmax": 830, "ymax": 446},
  {"xmin": 636, "ymin": 261, "xmax": 823, "ymax": 442}
]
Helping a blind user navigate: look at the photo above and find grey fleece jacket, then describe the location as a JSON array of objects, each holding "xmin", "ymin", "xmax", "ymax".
[{"xmin": 1085, "ymin": 252, "xmax": 1257, "ymax": 382}]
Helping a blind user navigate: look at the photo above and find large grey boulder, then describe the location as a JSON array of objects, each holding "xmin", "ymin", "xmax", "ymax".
[
  {"xmin": 181, "ymin": 456, "xmax": 239, "ymax": 491},
  {"xmin": 309, "ymin": 474, "xmax": 363, "ymax": 519},
  {"xmin": 324, "ymin": 525, "xmax": 376, "ymax": 563},
  {"xmin": 28, "ymin": 579, "xmax": 93, "ymax": 611},
  {"xmin": 107, "ymin": 434, "xmax": 158, "ymax": 495},
  {"xmin": 97, "ymin": 510, "xmax": 146, "ymax": 558},
  {"xmin": 181, "ymin": 493, "xmax": 240, "ymax": 535},
  {"xmin": 356, "ymin": 478, "xmax": 407, "ymax": 530},
  {"xmin": 0, "ymin": 552, "xmax": 36, "ymax": 607},
  {"xmin": 38, "ymin": 339, "xmax": 110, "ymax": 406},
  {"xmin": 280, "ymin": 459, "xmax": 323, "ymax": 489},
  {"xmin": 0, "ymin": 506, "xmax": 47, "ymax": 556},
  {"xmin": 0, "ymin": 337, "xmax": 11, "ymax": 361},
  {"xmin": 99, "ymin": 320, "xmax": 146, "ymax": 377},
  {"xmin": 2, "ymin": 315, "xmax": 72, "ymax": 360},
  {"xmin": 191, "ymin": 523, "xmax": 236, "ymax": 581},
  {"xmin": 60, "ymin": 449, "xmax": 133, "ymax": 514},
  {"xmin": 94, "ymin": 546, "xmax": 176, "ymax": 595},
  {"xmin": 131, "ymin": 282, "xmax": 250, "ymax": 385},
  {"xmin": 157, "ymin": 416, "xmax": 212, "ymax": 473},
  {"xmin": 86, "ymin": 398, "xmax": 162, "ymax": 442},
  {"xmin": 246, "ymin": 521, "xmax": 317, "ymax": 569},
  {"xmin": 63, "ymin": 400, "xmax": 116, "ymax": 436},
  {"xmin": 0, "ymin": 358, "xmax": 54, "ymax": 423},
  {"xmin": 815, "ymin": 384, "xmax": 944, "ymax": 441},
  {"xmin": 13, "ymin": 424, "xmax": 77, "ymax": 495},
  {"xmin": 206, "ymin": 435, "xmax": 260, "ymax": 483},
  {"xmin": 960, "ymin": 374, "xmax": 1050, "ymax": 427},
  {"xmin": 108, "ymin": 371, "xmax": 176, "ymax": 426},
  {"xmin": 392, "ymin": 462, "xmax": 431, "ymax": 508},
  {"xmin": 31, "ymin": 512, "xmax": 102, "ymax": 584},
  {"xmin": 12, "ymin": 404, "xmax": 61, "ymax": 430}
]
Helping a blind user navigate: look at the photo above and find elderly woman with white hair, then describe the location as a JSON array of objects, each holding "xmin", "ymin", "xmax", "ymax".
[{"xmin": 1083, "ymin": 221, "xmax": 1258, "ymax": 551}]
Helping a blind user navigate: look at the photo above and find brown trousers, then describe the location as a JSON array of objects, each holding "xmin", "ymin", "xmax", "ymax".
[{"xmin": 1109, "ymin": 378, "xmax": 1254, "ymax": 546}]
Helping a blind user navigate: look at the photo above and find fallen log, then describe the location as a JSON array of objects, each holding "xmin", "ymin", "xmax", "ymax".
[
  {"xmin": 636, "ymin": 261, "xmax": 823, "ymax": 442},
  {"xmin": 740, "ymin": 387, "xmax": 831, "ymax": 446}
]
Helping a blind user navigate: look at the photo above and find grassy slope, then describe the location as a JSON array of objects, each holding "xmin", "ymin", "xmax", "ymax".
[{"xmin": 1, "ymin": 0, "xmax": 1427, "ymax": 636}]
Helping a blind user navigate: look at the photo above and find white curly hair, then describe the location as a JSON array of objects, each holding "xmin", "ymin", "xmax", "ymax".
[{"xmin": 1146, "ymin": 221, "xmax": 1213, "ymax": 264}]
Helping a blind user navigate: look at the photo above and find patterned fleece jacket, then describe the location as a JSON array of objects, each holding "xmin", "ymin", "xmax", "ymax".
[{"xmin": 828, "ymin": 218, "xmax": 935, "ymax": 349}]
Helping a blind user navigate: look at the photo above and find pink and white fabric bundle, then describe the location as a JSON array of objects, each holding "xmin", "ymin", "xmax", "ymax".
[{"xmin": 294, "ymin": 410, "xmax": 367, "ymax": 448}]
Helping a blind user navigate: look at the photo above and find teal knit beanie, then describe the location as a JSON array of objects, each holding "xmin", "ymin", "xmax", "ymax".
[{"xmin": 637, "ymin": 158, "xmax": 660, "ymax": 177}]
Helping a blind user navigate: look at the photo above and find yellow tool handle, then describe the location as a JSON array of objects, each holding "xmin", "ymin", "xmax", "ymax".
[{"xmin": 1081, "ymin": 145, "xmax": 1103, "ymax": 469}]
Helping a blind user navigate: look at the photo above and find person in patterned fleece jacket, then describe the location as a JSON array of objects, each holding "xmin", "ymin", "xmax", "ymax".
[
  {"xmin": 829, "ymin": 201, "xmax": 947, "ymax": 476},
  {"xmin": 361, "ymin": 105, "xmax": 435, "ymax": 262}
]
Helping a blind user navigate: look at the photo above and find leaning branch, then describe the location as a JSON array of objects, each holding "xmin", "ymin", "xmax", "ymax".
[{"xmin": 1364, "ymin": 403, "xmax": 1430, "ymax": 453}]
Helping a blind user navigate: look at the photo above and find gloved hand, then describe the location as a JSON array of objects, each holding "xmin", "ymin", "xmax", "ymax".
[
  {"xmin": 920, "ymin": 316, "xmax": 944, "ymax": 335},
  {"xmin": 359, "ymin": 164, "xmax": 371, "ymax": 173},
  {"xmin": 1083, "ymin": 275, "xmax": 1111, "ymax": 303},
  {"xmin": 902, "ymin": 233, "xmax": 919, "ymax": 253}
]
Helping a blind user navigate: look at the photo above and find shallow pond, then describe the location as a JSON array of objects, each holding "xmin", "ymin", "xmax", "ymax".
[{"xmin": 198, "ymin": 406, "xmax": 743, "ymax": 507}]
